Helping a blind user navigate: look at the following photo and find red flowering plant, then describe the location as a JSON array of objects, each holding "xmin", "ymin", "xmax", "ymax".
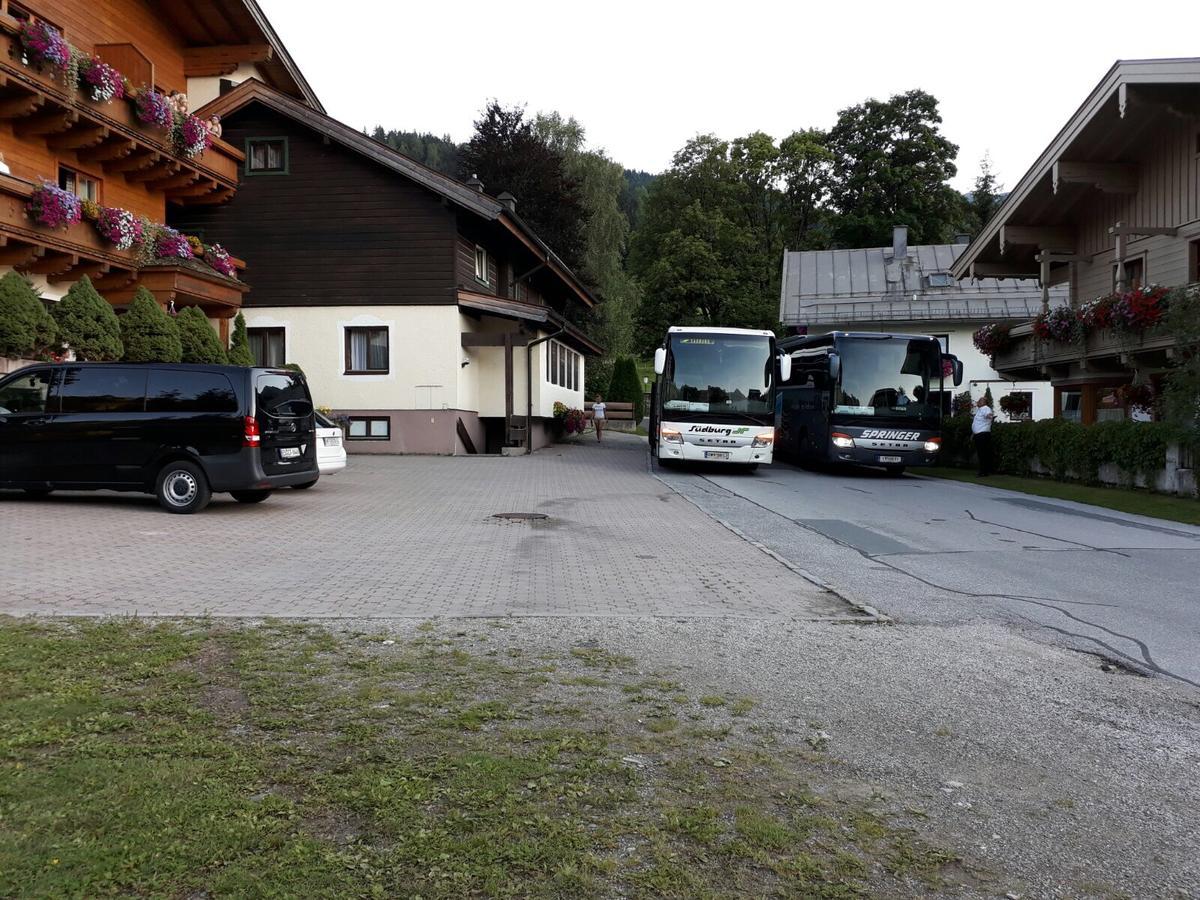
[
  {"xmin": 95, "ymin": 206, "xmax": 145, "ymax": 251},
  {"xmin": 1032, "ymin": 305, "xmax": 1081, "ymax": 343},
  {"xmin": 552, "ymin": 401, "xmax": 587, "ymax": 436},
  {"xmin": 1080, "ymin": 286, "xmax": 1170, "ymax": 334},
  {"xmin": 153, "ymin": 225, "xmax": 193, "ymax": 259},
  {"xmin": 999, "ymin": 392, "xmax": 1031, "ymax": 420},
  {"xmin": 81, "ymin": 57, "xmax": 123, "ymax": 103},
  {"xmin": 173, "ymin": 114, "xmax": 212, "ymax": 158},
  {"xmin": 134, "ymin": 89, "xmax": 174, "ymax": 129},
  {"xmin": 972, "ymin": 322, "xmax": 1011, "ymax": 356},
  {"xmin": 1115, "ymin": 382, "xmax": 1156, "ymax": 415},
  {"xmin": 19, "ymin": 20, "xmax": 70, "ymax": 71},
  {"xmin": 26, "ymin": 180, "xmax": 82, "ymax": 229},
  {"xmin": 205, "ymin": 243, "xmax": 236, "ymax": 277}
]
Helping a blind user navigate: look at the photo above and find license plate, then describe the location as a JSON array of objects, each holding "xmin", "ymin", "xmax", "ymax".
[
  {"xmin": 280, "ymin": 446, "xmax": 301, "ymax": 459},
  {"xmin": 323, "ymin": 436, "xmax": 340, "ymax": 447},
  {"xmin": 704, "ymin": 451, "xmax": 731, "ymax": 460},
  {"xmin": 878, "ymin": 455, "xmax": 902, "ymax": 464}
]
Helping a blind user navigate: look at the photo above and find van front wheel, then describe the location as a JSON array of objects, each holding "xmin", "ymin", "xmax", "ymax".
[
  {"xmin": 231, "ymin": 490, "xmax": 272, "ymax": 504},
  {"xmin": 156, "ymin": 461, "xmax": 211, "ymax": 514}
]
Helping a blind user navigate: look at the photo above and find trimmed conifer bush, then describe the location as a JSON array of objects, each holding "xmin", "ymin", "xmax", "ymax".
[
  {"xmin": 51, "ymin": 274, "xmax": 122, "ymax": 361},
  {"xmin": 227, "ymin": 311, "xmax": 254, "ymax": 366},
  {"xmin": 177, "ymin": 305, "xmax": 227, "ymax": 364},
  {"xmin": 0, "ymin": 270, "xmax": 57, "ymax": 359},
  {"xmin": 121, "ymin": 287, "xmax": 182, "ymax": 362},
  {"xmin": 607, "ymin": 355, "xmax": 645, "ymax": 424}
]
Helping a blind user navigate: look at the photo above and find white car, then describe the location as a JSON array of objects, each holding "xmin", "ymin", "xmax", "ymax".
[{"xmin": 313, "ymin": 411, "xmax": 347, "ymax": 476}]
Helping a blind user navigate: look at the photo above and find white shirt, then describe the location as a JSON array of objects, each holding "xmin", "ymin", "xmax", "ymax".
[
  {"xmin": 592, "ymin": 402, "xmax": 606, "ymax": 420},
  {"xmin": 972, "ymin": 405, "xmax": 994, "ymax": 434}
]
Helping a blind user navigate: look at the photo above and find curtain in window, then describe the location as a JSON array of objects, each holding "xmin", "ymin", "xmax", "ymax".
[
  {"xmin": 368, "ymin": 329, "xmax": 387, "ymax": 370},
  {"xmin": 349, "ymin": 328, "xmax": 386, "ymax": 371}
]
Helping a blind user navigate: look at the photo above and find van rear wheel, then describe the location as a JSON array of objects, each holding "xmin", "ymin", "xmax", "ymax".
[
  {"xmin": 155, "ymin": 461, "xmax": 211, "ymax": 514},
  {"xmin": 231, "ymin": 490, "xmax": 272, "ymax": 504}
]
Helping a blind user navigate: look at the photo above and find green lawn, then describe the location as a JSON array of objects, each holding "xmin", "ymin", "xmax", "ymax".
[
  {"xmin": 920, "ymin": 467, "xmax": 1200, "ymax": 526},
  {"xmin": 0, "ymin": 619, "xmax": 969, "ymax": 899}
]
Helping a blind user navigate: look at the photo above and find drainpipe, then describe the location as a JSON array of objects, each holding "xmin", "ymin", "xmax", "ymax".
[{"xmin": 526, "ymin": 324, "xmax": 567, "ymax": 455}]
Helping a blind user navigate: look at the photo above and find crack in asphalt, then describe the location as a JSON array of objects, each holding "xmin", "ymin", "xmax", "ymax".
[{"xmin": 676, "ymin": 469, "xmax": 1197, "ymax": 689}]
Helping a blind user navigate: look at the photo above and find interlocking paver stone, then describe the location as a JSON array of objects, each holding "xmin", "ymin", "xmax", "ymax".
[{"xmin": 0, "ymin": 434, "xmax": 851, "ymax": 619}]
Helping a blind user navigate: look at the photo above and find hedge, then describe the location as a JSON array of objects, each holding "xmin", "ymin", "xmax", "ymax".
[{"xmin": 940, "ymin": 416, "xmax": 1194, "ymax": 488}]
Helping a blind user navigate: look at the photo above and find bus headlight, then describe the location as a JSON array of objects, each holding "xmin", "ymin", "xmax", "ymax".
[
  {"xmin": 831, "ymin": 432, "xmax": 855, "ymax": 449},
  {"xmin": 751, "ymin": 429, "xmax": 774, "ymax": 448},
  {"xmin": 660, "ymin": 426, "xmax": 683, "ymax": 444},
  {"xmin": 923, "ymin": 438, "xmax": 941, "ymax": 453}
]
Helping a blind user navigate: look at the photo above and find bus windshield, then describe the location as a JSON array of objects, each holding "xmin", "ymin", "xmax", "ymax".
[
  {"xmin": 663, "ymin": 333, "xmax": 774, "ymax": 419},
  {"xmin": 834, "ymin": 338, "xmax": 941, "ymax": 421}
]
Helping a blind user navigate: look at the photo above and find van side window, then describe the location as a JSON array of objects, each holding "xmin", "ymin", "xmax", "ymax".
[
  {"xmin": 58, "ymin": 368, "xmax": 147, "ymax": 413},
  {"xmin": 0, "ymin": 369, "xmax": 52, "ymax": 414},
  {"xmin": 146, "ymin": 371, "xmax": 237, "ymax": 412}
]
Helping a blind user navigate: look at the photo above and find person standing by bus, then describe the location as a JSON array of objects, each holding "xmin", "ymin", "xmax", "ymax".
[
  {"xmin": 972, "ymin": 395, "xmax": 995, "ymax": 476},
  {"xmin": 591, "ymin": 394, "xmax": 606, "ymax": 442}
]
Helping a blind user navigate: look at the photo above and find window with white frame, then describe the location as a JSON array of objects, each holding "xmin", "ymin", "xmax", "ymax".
[
  {"xmin": 931, "ymin": 333, "xmax": 949, "ymax": 353},
  {"xmin": 474, "ymin": 245, "xmax": 489, "ymax": 284},
  {"xmin": 547, "ymin": 340, "xmax": 579, "ymax": 389},
  {"xmin": 347, "ymin": 416, "xmax": 390, "ymax": 440},
  {"xmin": 344, "ymin": 326, "xmax": 388, "ymax": 374}
]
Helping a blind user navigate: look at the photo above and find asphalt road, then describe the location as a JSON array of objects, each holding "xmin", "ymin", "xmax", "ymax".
[{"xmin": 655, "ymin": 458, "xmax": 1200, "ymax": 690}]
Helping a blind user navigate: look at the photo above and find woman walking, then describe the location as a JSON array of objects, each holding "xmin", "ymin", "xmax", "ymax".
[{"xmin": 591, "ymin": 394, "xmax": 606, "ymax": 442}]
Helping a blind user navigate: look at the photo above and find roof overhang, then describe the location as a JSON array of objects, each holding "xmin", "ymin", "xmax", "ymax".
[
  {"xmin": 952, "ymin": 58, "xmax": 1200, "ymax": 280},
  {"xmin": 457, "ymin": 291, "xmax": 602, "ymax": 355}
]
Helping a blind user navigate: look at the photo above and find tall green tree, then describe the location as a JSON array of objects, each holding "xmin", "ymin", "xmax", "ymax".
[
  {"xmin": 826, "ymin": 89, "xmax": 961, "ymax": 247},
  {"xmin": 606, "ymin": 356, "xmax": 645, "ymax": 424},
  {"xmin": 121, "ymin": 288, "xmax": 181, "ymax": 363},
  {"xmin": 52, "ymin": 275, "xmax": 122, "ymax": 361},
  {"xmin": 459, "ymin": 101, "xmax": 585, "ymax": 271},
  {"xmin": 964, "ymin": 153, "xmax": 1003, "ymax": 236},
  {"xmin": 0, "ymin": 271, "xmax": 56, "ymax": 359},
  {"xmin": 227, "ymin": 312, "xmax": 254, "ymax": 366},
  {"xmin": 369, "ymin": 127, "xmax": 460, "ymax": 175},
  {"xmin": 176, "ymin": 306, "xmax": 228, "ymax": 364}
]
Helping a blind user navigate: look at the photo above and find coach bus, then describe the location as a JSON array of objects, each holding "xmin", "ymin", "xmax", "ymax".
[
  {"xmin": 776, "ymin": 331, "xmax": 963, "ymax": 475},
  {"xmin": 649, "ymin": 326, "xmax": 792, "ymax": 468}
]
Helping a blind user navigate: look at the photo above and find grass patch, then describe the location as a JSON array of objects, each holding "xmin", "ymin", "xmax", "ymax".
[
  {"xmin": 0, "ymin": 618, "xmax": 970, "ymax": 898},
  {"xmin": 920, "ymin": 467, "xmax": 1200, "ymax": 526}
]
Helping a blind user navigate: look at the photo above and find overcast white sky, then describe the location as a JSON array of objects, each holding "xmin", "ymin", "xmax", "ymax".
[{"xmin": 261, "ymin": 0, "xmax": 1196, "ymax": 193}]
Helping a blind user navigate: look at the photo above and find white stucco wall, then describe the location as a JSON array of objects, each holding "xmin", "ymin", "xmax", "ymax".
[
  {"xmin": 242, "ymin": 306, "xmax": 462, "ymax": 411},
  {"xmin": 533, "ymin": 340, "xmax": 585, "ymax": 418},
  {"xmin": 186, "ymin": 62, "xmax": 262, "ymax": 112},
  {"xmin": 934, "ymin": 325, "xmax": 1053, "ymax": 422},
  {"xmin": 2, "ymin": 267, "xmax": 68, "ymax": 304}
]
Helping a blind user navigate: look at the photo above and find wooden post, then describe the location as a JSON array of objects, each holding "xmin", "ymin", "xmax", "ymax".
[{"xmin": 1114, "ymin": 226, "xmax": 1126, "ymax": 293}]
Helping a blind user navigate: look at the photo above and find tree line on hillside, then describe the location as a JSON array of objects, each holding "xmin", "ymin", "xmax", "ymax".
[{"xmin": 368, "ymin": 89, "xmax": 1003, "ymax": 360}]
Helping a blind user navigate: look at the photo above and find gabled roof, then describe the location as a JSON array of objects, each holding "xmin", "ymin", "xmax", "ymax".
[
  {"xmin": 781, "ymin": 243, "xmax": 1066, "ymax": 326},
  {"xmin": 197, "ymin": 79, "xmax": 596, "ymax": 309},
  {"xmin": 951, "ymin": 57, "xmax": 1200, "ymax": 279}
]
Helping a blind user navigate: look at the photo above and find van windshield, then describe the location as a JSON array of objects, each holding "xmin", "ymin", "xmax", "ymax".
[{"xmin": 256, "ymin": 373, "xmax": 312, "ymax": 418}]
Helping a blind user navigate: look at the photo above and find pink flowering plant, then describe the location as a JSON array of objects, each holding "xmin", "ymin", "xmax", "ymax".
[
  {"xmin": 81, "ymin": 57, "xmax": 123, "ymax": 103},
  {"xmin": 26, "ymin": 181, "xmax": 82, "ymax": 229},
  {"xmin": 1032, "ymin": 305, "xmax": 1082, "ymax": 343},
  {"xmin": 95, "ymin": 206, "xmax": 144, "ymax": 251},
  {"xmin": 173, "ymin": 114, "xmax": 212, "ymax": 158},
  {"xmin": 552, "ymin": 401, "xmax": 587, "ymax": 435},
  {"xmin": 972, "ymin": 322, "xmax": 1012, "ymax": 356},
  {"xmin": 19, "ymin": 20, "xmax": 70, "ymax": 71},
  {"xmin": 205, "ymin": 243, "xmax": 236, "ymax": 277},
  {"xmin": 154, "ymin": 225, "xmax": 193, "ymax": 260},
  {"xmin": 134, "ymin": 89, "xmax": 174, "ymax": 129}
]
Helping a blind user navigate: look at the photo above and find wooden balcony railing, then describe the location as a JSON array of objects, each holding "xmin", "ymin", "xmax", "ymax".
[{"xmin": 0, "ymin": 21, "xmax": 242, "ymax": 205}]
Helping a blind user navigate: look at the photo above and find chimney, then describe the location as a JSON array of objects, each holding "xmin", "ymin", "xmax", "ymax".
[
  {"xmin": 497, "ymin": 191, "xmax": 517, "ymax": 213},
  {"xmin": 954, "ymin": 233, "xmax": 971, "ymax": 245},
  {"xmin": 891, "ymin": 225, "xmax": 908, "ymax": 260},
  {"xmin": 465, "ymin": 173, "xmax": 484, "ymax": 193}
]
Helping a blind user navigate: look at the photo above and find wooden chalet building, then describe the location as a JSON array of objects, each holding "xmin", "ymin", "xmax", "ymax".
[
  {"xmin": 172, "ymin": 79, "xmax": 601, "ymax": 455},
  {"xmin": 0, "ymin": 0, "xmax": 317, "ymax": 341},
  {"xmin": 951, "ymin": 58, "xmax": 1200, "ymax": 424}
]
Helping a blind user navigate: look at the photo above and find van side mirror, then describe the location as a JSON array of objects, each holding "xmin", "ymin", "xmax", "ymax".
[
  {"xmin": 653, "ymin": 347, "xmax": 666, "ymax": 376},
  {"xmin": 828, "ymin": 352, "xmax": 840, "ymax": 381},
  {"xmin": 778, "ymin": 354, "xmax": 792, "ymax": 383},
  {"xmin": 944, "ymin": 354, "xmax": 964, "ymax": 387}
]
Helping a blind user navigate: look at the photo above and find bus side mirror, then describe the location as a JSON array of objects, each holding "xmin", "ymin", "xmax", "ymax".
[
  {"xmin": 828, "ymin": 352, "xmax": 840, "ymax": 381},
  {"xmin": 778, "ymin": 354, "xmax": 792, "ymax": 383},
  {"xmin": 944, "ymin": 354, "xmax": 964, "ymax": 386},
  {"xmin": 653, "ymin": 347, "xmax": 666, "ymax": 376}
]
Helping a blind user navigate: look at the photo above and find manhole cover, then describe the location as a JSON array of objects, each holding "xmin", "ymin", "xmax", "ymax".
[{"xmin": 492, "ymin": 512, "xmax": 548, "ymax": 521}]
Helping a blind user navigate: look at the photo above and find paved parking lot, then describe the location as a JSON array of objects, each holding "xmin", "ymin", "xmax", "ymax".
[{"xmin": 0, "ymin": 434, "xmax": 851, "ymax": 619}]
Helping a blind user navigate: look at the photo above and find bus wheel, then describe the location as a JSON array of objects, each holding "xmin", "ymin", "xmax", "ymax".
[
  {"xmin": 742, "ymin": 464, "xmax": 759, "ymax": 473},
  {"xmin": 884, "ymin": 465, "xmax": 906, "ymax": 477}
]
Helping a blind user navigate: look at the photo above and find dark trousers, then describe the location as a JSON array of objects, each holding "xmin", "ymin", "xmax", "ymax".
[{"xmin": 973, "ymin": 431, "xmax": 993, "ymax": 476}]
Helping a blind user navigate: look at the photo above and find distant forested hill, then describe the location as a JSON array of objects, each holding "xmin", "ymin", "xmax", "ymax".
[{"xmin": 369, "ymin": 128, "xmax": 461, "ymax": 176}]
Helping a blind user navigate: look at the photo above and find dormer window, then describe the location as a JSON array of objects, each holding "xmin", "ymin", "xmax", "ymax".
[{"xmin": 925, "ymin": 272, "xmax": 955, "ymax": 288}]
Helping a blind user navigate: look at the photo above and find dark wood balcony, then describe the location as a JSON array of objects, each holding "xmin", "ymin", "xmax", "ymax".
[{"xmin": 0, "ymin": 21, "xmax": 242, "ymax": 205}]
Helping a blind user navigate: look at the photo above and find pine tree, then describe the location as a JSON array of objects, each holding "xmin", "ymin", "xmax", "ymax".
[
  {"xmin": 52, "ymin": 275, "xmax": 122, "ymax": 361},
  {"xmin": 227, "ymin": 311, "xmax": 254, "ymax": 366},
  {"xmin": 966, "ymin": 154, "xmax": 1003, "ymax": 235},
  {"xmin": 177, "ymin": 306, "xmax": 228, "ymax": 364},
  {"xmin": 607, "ymin": 356, "xmax": 645, "ymax": 424},
  {"xmin": 121, "ymin": 288, "xmax": 182, "ymax": 362},
  {"xmin": 0, "ymin": 271, "xmax": 57, "ymax": 359}
]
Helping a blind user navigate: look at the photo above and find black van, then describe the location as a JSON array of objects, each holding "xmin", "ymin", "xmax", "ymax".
[{"xmin": 0, "ymin": 363, "xmax": 318, "ymax": 513}]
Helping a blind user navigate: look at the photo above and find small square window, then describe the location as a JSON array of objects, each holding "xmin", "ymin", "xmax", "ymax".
[
  {"xmin": 247, "ymin": 327, "xmax": 285, "ymax": 368},
  {"xmin": 1113, "ymin": 257, "xmax": 1145, "ymax": 291},
  {"xmin": 925, "ymin": 272, "xmax": 955, "ymax": 288},
  {"xmin": 474, "ymin": 245, "xmax": 489, "ymax": 285},
  {"xmin": 345, "ymin": 326, "xmax": 388, "ymax": 374},
  {"xmin": 347, "ymin": 416, "xmax": 390, "ymax": 440},
  {"xmin": 58, "ymin": 165, "xmax": 99, "ymax": 202},
  {"xmin": 931, "ymin": 334, "xmax": 949, "ymax": 353},
  {"xmin": 246, "ymin": 137, "xmax": 287, "ymax": 174}
]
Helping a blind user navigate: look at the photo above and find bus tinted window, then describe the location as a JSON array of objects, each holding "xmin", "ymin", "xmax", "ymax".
[
  {"xmin": 835, "ymin": 339, "xmax": 940, "ymax": 419},
  {"xmin": 58, "ymin": 367, "xmax": 147, "ymax": 413},
  {"xmin": 146, "ymin": 371, "xmax": 237, "ymax": 413}
]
